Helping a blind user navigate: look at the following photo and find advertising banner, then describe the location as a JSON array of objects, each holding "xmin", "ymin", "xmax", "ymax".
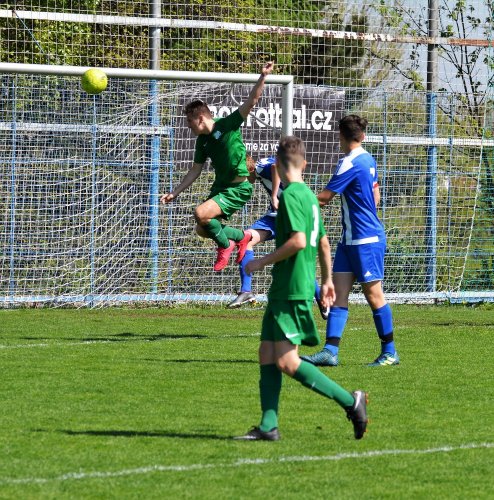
[{"xmin": 173, "ymin": 84, "xmax": 345, "ymax": 174}]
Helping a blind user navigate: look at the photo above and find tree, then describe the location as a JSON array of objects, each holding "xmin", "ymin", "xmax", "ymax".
[
  {"xmin": 374, "ymin": 0, "xmax": 492, "ymax": 128},
  {"xmin": 374, "ymin": 0, "xmax": 494, "ymax": 291},
  {"xmin": 293, "ymin": 2, "xmax": 398, "ymax": 87}
]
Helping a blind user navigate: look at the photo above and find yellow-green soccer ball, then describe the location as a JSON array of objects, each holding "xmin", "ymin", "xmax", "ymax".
[{"xmin": 81, "ymin": 68, "xmax": 108, "ymax": 94}]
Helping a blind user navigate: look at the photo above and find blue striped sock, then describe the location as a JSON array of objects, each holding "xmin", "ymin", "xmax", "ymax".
[
  {"xmin": 373, "ymin": 303, "xmax": 395, "ymax": 354},
  {"xmin": 324, "ymin": 306, "xmax": 349, "ymax": 355},
  {"xmin": 239, "ymin": 250, "xmax": 254, "ymax": 292}
]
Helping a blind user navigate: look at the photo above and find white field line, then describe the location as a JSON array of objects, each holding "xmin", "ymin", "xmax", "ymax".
[
  {"xmin": 1, "ymin": 442, "xmax": 492, "ymax": 485},
  {"xmin": 0, "ymin": 333, "xmax": 262, "ymax": 350}
]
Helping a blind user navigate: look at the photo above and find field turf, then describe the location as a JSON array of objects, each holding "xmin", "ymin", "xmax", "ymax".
[{"xmin": 0, "ymin": 304, "xmax": 493, "ymax": 499}]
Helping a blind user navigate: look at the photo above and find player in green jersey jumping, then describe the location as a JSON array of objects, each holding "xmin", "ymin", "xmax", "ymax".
[
  {"xmin": 235, "ymin": 136, "xmax": 368, "ymax": 441},
  {"xmin": 161, "ymin": 62, "xmax": 274, "ymax": 271}
]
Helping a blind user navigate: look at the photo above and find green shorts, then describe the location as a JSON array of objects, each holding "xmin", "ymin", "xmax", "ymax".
[
  {"xmin": 208, "ymin": 181, "xmax": 253, "ymax": 220},
  {"xmin": 261, "ymin": 299, "xmax": 320, "ymax": 347}
]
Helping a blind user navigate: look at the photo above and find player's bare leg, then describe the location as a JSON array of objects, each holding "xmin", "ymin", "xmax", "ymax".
[
  {"xmin": 194, "ymin": 198, "xmax": 223, "ymax": 230},
  {"xmin": 333, "ymin": 272, "xmax": 356, "ymax": 307},
  {"xmin": 361, "ymin": 279, "xmax": 386, "ymax": 310}
]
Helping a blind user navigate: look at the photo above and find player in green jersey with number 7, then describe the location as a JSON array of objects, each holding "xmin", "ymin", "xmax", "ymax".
[
  {"xmin": 235, "ymin": 136, "xmax": 368, "ymax": 441},
  {"xmin": 161, "ymin": 62, "xmax": 274, "ymax": 271}
]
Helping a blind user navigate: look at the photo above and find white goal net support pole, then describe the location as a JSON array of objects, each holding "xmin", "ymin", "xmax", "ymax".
[{"xmin": 0, "ymin": 62, "xmax": 294, "ymax": 141}]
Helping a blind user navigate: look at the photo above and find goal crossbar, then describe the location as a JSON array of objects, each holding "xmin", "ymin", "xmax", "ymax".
[{"xmin": 0, "ymin": 62, "xmax": 294, "ymax": 136}]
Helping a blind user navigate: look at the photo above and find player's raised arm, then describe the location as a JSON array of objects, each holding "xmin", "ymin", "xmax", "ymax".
[
  {"xmin": 160, "ymin": 162, "xmax": 203, "ymax": 204},
  {"xmin": 270, "ymin": 161, "xmax": 281, "ymax": 210},
  {"xmin": 246, "ymin": 155, "xmax": 257, "ymax": 184},
  {"xmin": 238, "ymin": 61, "xmax": 274, "ymax": 120}
]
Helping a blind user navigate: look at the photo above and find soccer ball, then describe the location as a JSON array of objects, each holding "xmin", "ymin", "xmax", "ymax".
[{"xmin": 81, "ymin": 68, "xmax": 108, "ymax": 95}]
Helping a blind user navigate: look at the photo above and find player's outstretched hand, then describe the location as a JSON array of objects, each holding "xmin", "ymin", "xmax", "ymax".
[
  {"xmin": 160, "ymin": 193, "xmax": 175, "ymax": 204},
  {"xmin": 261, "ymin": 61, "xmax": 274, "ymax": 77},
  {"xmin": 245, "ymin": 258, "xmax": 265, "ymax": 275},
  {"xmin": 320, "ymin": 281, "xmax": 335, "ymax": 308}
]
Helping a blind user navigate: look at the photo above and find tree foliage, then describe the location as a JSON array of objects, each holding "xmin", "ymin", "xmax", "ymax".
[
  {"xmin": 375, "ymin": 0, "xmax": 493, "ymax": 124},
  {"xmin": 1, "ymin": 0, "xmax": 394, "ymax": 87}
]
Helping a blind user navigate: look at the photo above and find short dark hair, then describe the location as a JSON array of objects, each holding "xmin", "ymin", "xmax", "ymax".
[
  {"xmin": 184, "ymin": 100, "xmax": 212, "ymax": 118},
  {"xmin": 338, "ymin": 114, "xmax": 368, "ymax": 142},
  {"xmin": 276, "ymin": 136, "xmax": 306, "ymax": 168}
]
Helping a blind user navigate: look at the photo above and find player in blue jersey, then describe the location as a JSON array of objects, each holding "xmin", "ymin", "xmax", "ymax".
[
  {"xmin": 227, "ymin": 156, "xmax": 328, "ymax": 320},
  {"xmin": 226, "ymin": 156, "xmax": 279, "ymax": 308},
  {"xmin": 301, "ymin": 115, "xmax": 399, "ymax": 367}
]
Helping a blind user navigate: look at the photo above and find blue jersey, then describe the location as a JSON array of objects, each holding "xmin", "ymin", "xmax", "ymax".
[
  {"xmin": 326, "ymin": 146, "xmax": 385, "ymax": 246},
  {"xmin": 255, "ymin": 157, "xmax": 284, "ymax": 216}
]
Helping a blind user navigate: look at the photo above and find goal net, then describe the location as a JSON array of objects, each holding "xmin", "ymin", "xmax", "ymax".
[
  {"xmin": 1, "ymin": 67, "xmax": 294, "ymax": 306},
  {"xmin": 0, "ymin": 67, "xmax": 491, "ymax": 306}
]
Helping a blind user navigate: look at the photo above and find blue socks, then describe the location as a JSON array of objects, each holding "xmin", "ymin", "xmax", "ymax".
[
  {"xmin": 239, "ymin": 250, "xmax": 254, "ymax": 292},
  {"xmin": 373, "ymin": 303, "xmax": 395, "ymax": 354},
  {"xmin": 314, "ymin": 281, "xmax": 321, "ymax": 301},
  {"xmin": 322, "ymin": 304, "xmax": 395, "ymax": 357},
  {"xmin": 324, "ymin": 306, "xmax": 349, "ymax": 355}
]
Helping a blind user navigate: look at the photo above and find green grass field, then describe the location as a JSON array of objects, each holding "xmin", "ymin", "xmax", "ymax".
[{"xmin": 1, "ymin": 304, "xmax": 493, "ymax": 499}]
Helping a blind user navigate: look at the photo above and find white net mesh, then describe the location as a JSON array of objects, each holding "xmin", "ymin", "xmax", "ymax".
[
  {"xmin": 0, "ymin": 74, "xmax": 490, "ymax": 305},
  {"xmin": 1, "ymin": 1, "xmax": 492, "ymax": 91},
  {"xmin": 0, "ymin": 0, "xmax": 493, "ymax": 305}
]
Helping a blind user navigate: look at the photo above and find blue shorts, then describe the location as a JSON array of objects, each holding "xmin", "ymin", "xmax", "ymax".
[
  {"xmin": 333, "ymin": 241, "xmax": 385, "ymax": 283},
  {"xmin": 248, "ymin": 214, "xmax": 276, "ymax": 240}
]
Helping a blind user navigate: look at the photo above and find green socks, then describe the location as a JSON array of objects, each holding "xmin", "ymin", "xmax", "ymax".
[
  {"xmin": 203, "ymin": 219, "xmax": 244, "ymax": 248},
  {"xmin": 258, "ymin": 361, "xmax": 354, "ymax": 432},
  {"xmin": 259, "ymin": 364, "xmax": 282, "ymax": 432},
  {"xmin": 293, "ymin": 360, "xmax": 354, "ymax": 408},
  {"xmin": 203, "ymin": 219, "xmax": 230, "ymax": 248},
  {"xmin": 222, "ymin": 225, "xmax": 244, "ymax": 242}
]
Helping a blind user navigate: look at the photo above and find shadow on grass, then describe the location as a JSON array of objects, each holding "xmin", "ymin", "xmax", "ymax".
[
  {"xmin": 151, "ymin": 358, "xmax": 257, "ymax": 364},
  {"xmin": 55, "ymin": 429, "xmax": 231, "ymax": 440},
  {"xmin": 431, "ymin": 322, "xmax": 494, "ymax": 327},
  {"xmin": 58, "ymin": 332, "xmax": 208, "ymax": 342}
]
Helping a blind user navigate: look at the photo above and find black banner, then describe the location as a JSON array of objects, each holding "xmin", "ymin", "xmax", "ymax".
[{"xmin": 173, "ymin": 85, "xmax": 345, "ymax": 174}]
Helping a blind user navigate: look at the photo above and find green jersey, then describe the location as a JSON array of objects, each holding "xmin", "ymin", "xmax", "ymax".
[
  {"xmin": 193, "ymin": 109, "xmax": 248, "ymax": 188},
  {"xmin": 269, "ymin": 182, "xmax": 326, "ymax": 300}
]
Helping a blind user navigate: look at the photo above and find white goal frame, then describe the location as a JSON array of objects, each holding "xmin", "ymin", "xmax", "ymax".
[
  {"xmin": 0, "ymin": 62, "xmax": 294, "ymax": 135},
  {"xmin": 0, "ymin": 63, "xmax": 294, "ymax": 306}
]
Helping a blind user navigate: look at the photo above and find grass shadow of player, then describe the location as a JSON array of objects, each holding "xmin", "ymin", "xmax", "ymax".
[
  {"xmin": 146, "ymin": 358, "xmax": 257, "ymax": 364},
  {"xmin": 61, "ymin": 332, "xmax": 208, "ymax": 342},
  {"xmin": 56, "ymin": 429, "xmax": 230, "ymax": 440}
]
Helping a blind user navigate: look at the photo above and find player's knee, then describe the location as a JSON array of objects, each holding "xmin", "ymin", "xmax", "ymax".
[
  {"xmin": 193, "ymin": 207, "xmax": 210, "ymax": 226},
  {"xmin": 276, "ymin": 358, "xmax": 297, "ymax": 376},
  {"xmin": 363, "ymin": 284, "xmax": 385, "ymax": 309}
]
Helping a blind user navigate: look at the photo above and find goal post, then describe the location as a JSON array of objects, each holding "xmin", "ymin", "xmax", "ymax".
[{"xmin": 0, "ymin": 63, "xmax": 294, "ymax": 307}]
